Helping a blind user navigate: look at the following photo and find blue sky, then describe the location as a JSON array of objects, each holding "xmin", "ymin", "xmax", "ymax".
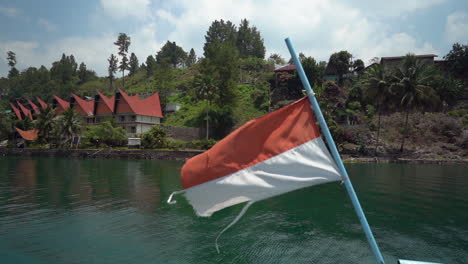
[{"xmin": 0, "ymin": 0, "xmax": 467, "ymax": 77}]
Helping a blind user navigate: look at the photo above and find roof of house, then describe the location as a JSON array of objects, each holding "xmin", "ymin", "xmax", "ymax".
[
  {"xmin": 27, "ymin": 99, "xmax": 40, "ymax": 114},
  {"xmin": 15, "ymin": 128, "xmax": 38, "ymax": 141},
  {"xmin": 53, "ymin": 95, "xmax": 70, "ymax": 110},
  {"xmin": 37, "ymin": 97, "xmax": 48, "ymax": 109},
  {"xmin": 10, "ymin": 103, "xmax": 22, "ymax": 120},
  {"xmin": 71, "ymin": 94, "xmax": 94, "ymax": 116},
  {"xmin": 380, "ymin": 54, "xmax": 438, "ymax": 61},
  {"xmin": 274, "ymin": 64, "xmax": 296, "ymax": 72},
  {"xmin": 117, "ymin": 88, "xmax": 163, "ymax": 118},
  {"xmin": 17, "ymin": 101, "xmax": 33, "ymax": 120},
  {"xmin": 95, "ymin": 90, "xmax": 115, "ymax": 113}
]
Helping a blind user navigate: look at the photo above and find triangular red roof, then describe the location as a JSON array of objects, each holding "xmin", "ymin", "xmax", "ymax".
[
  {"xmin": 10, "ymin": 103, "xmax": 23, "ymax": 120},
  {"xmin": 53, "ymin": 95, "xmax": 70, "ymax": 115},
  {"xmin": 71, "ymin": 94, "xmax": 94, "ymax": 116},
  {"xmin": 95, "ymin": 90, "xmax": 115, "ymax": 114},
  {"xmin": 116, "ymin": 88, "xmax": 163, "ymax": 118},
  {"xmin": 27, "ymin": 99, "xmax": 40, "ymax": 114},
  {"xmin": 37, "ymin": 97, "xmax": 48, "ymax": 109},
  {"xmin": 15, "ymin": 128, "xmax": 39, "ymax": 141},
  {"xmin": 17, "ymin": 101, "xmax": 33, "ymax": 120}
]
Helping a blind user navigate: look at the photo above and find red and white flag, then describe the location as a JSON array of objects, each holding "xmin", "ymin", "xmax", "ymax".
[{"xmin": 173, "ymin": 97, "xmax": 342, "ymax": 217}]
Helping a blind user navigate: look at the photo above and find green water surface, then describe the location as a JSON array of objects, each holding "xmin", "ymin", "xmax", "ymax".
[{"xmin": 0, "ymin": 157, "xmax": 467, "ymax": 264}]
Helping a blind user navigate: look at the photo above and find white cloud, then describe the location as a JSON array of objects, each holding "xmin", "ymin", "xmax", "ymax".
[
  {"xmin": 0, "ymin": 0, "xmax": 444, "ymax": 77},
  {"xmin": 38, "ymin": 18, "xmax": 58, "ymax": 32},
  {"xmin": 0, "ymin": 6, "xmax": 20, "ymax": 17},
  {"xmin": 445, "ymin": 11, "xmax": 468, "ymax": 44},
  {"xmin": 100, "ymin": 0, "xmax": 150, "ymax": 20},
  {"xmin": 156, "ymin": 0, "xmax": 439, "ymax": 64}
]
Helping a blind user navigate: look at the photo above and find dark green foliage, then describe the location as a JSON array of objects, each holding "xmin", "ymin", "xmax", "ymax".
[
  {"xmin": 129, "ymin": 53, "xmax": 139, "ymax": 75},
  {"xmin": 84, "ymin": 121, "xmax": 127, "ymax": 147},
  {"xmin": 302, "ymin": 56, "xmax": 324, "ymax": 86},
  {"xmin": 56, "ymin": 107, "xmax": 82, "ymax": 145},
  {"xmin": 202, "ymin": 41, "xmax": 239, "ymax": 109},
  {"xmin": 444, "ymin": 42, "xmax": 468, "ymax": 78},
  {"xmin": 268, "ymin": 53, "xmax": 286, "ymax": 65},
  {"xmin": 107, "ymin": 54, "xmax": 118, "ymax": 90},
  {"xmin": 203, "ymin": 19, "xmax": 237, "ymax": 56},
  {"xmin": 77, "ymin": 62, "xmax": 97, "ymax": 84},
  {"xmin": 352, "ymin": 59, "xmax": 365, "ymax": 73},
  {"xmin": 186, "ymin": 48, "xmax": 197, "ymax": 67},
  {"xmin": 432, "ymin": 74, "xmax": 465, "ymax": 107},
  {"xmin": 141, "ymin": 125, "xmax": 167, "ymax": 149},
  {"xmin": 328, "ymin": 51, "xmax": 353, "ymax": 79},
  {"xmin": 7, "ymin": 51, "xmax": 19, "ymax": 78},
  {"xmin": 156, "ymin": 41, "xmax": 187, "ymax": 68},
  {"xmin": 34, "ymin": 106, "xmax": 57, "ymax": 144},
  {"xmin": 145, "ymin": 55, "xmax": 156, "ymax": 77},
  {"xmin": 236, "ymin": 19, "xmax": 265, "ymax": 59}
]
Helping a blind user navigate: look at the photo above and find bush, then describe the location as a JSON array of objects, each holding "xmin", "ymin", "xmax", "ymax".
[
  {"xmin": 83, "ymin": 121, "xmax": 127, "ymax": 147},
  {"xmin": 141, "ymin": 125, "xmax": 168, "ymax": 149}
]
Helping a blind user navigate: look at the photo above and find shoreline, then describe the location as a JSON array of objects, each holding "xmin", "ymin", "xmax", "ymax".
[{"xmin": 1, "ymin": 147, "xmax": 467, "ymax": 164}]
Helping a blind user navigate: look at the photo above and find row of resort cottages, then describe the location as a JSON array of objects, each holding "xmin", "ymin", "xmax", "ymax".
[{"xmin": 10, "ymin": 88, "xmax": 163, "ymax": 140}]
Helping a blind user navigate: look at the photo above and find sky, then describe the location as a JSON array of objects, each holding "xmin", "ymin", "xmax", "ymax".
[{"xmin": 0, "ymin": 0, "xmax": 467, "ymax": 77}]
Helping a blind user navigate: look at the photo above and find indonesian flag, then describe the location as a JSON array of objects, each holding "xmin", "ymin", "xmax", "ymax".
[{"xmin": 178, "ymin": 97, "xmax": 342, "ymax": 217}]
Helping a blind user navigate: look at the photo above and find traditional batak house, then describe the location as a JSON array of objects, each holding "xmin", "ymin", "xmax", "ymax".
[
  {"xmin": 17, "ymin": 101, "xmax": 33, "ymax": 120},
  {"xmin": 11, "ymin": 90, "xmax": 163, "ymax": 138},
  {"xmin": 93, "ymin": 90, "xmax": 115, "ymax": 125},
  {"xmin": 52, "ymin": 95, "xmax": 70, "ymax": 115},
  {"xmin": 70, "ymin": 93, "xmax": 94, "ymax": 124},
  {"xmin": 27, "ymin": 99, "xmax": 41, "ymax": 115},
  {"xmin": 114, "ymin": 88, "xmax": 163, "ymax": 137}
]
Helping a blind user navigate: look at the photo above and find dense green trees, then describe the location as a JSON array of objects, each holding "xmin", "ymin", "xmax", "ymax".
[
  {"xmin": 129, "ymin": 53, "xmax": 139, "ymax": 76},
  {"xmin": 186, "ymin": 48, "xmax": 197, "ymax": 67},
  {"xmin": 145, "ymin": 55, "xmax": 157, "ymax": 77},
  {"xmin": 57, "ymin": 107, "xmax": 82, "ymax": 146},
  {"xmin": 327, "ymin": 51, "xmax": 353, "ymax": 79},
  {"xmin": 156, "ymin": 41, "xmax": 187, "ymax": 68},
  {"xmin": 444, "ymin": 42, "xmax": 468, "ymax": 79},
  {"xmin": 268, "ymin": 53, "xmax": 286, "ymax": 65},
  {"xmin": 7, "ymin": 51, "xmax": 19, "ymax": 78}
]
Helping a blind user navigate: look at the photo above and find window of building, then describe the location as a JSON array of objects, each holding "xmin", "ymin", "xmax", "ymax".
[
  {"xmin": 131, "ymin": 115, "xmax": 136, "ymax": 121},
  {"xmin": 119, "ymin": 116, "xmax": 125, "ymax": 122},
  {"xmin": 130, "ymin": 126, "xmax": 136, "ymax": 133}
]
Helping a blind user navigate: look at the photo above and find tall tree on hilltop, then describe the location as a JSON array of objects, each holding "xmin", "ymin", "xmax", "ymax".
[
  {"xmin": 107, "ymin": 54, "xmax": 118, "ymax": 91},
  {"xmin": 186, "ymin": 48, "xmax": 197, "ymax": 67},
  {"xmin": 444, "ymin": 42, "xmax": 468, "ymax": 80},
  {"xmin": 114, "ymin": 33, "xmax": 131, "ymax": 88},
  {"xmin": 268, "ymin": 53, "xmax": 286, "ymax": 65},
  {"xmin": 390, "ymin": 54, "xmax": 439, "ymax": 153},
  {"xmin": 156, "ymin": 41, "xmax": 187, "ymax": 68},
  {"xmin": 78, "ymin": 62, "xmax": 87, "ymax": 84},
  {"xmin": 145, "ymin": 55, "xmax": 156, "ymax": 77},
  {"xmin": 328, "ymin": 51, "xmax": 353, "ymax": 81},
  {"xmin": 203, "ymin": 19, "xmax": 237, "ymax": 56},
  {"xmin": 50, "ymin": 53, "xmax": 78, "ymax": 83},
  {"xmin": 236, "ymin": 19, "xmax": 265, "ymax": 59},
  {"xmin": 129, "ymin": 52, "xmax": 139, "ymax": 75},
  {"xmin": 7, "ymin": 51, "xmax": 19, "ymax": 78}
]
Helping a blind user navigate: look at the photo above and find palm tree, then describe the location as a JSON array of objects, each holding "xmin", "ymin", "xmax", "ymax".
[
  {"xmin": 33, "ymin": 106, "xmax": 56, "ymax": 144},
  {"xmin": 193, "ymin": 74, "xmax": 219, "ymax": 139},
  {"xmin": 57, "ymin": 107, "xmax": 82, "ymax": 147},
  {"xmin": 390, "ymin": 54, "xmax": 439, "ymax": 153},
  {"xmin": 362, "ymin": 64, "xmax": 391, "ymax": 154}
]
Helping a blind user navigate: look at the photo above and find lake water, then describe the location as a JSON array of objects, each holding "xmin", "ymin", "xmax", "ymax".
[{"xmin": 0, "ymin": 157, "xmax": 467, "ymax": 264}]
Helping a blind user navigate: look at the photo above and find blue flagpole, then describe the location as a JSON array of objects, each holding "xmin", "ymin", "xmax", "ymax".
[{"xmin": 285, "ymin": 37, "xmax": 385, "ymax": 264}]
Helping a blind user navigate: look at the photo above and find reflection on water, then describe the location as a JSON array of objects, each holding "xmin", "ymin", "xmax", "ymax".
[{"xmin": 0, "ymin": 157, "xmax": 467, "ymax": 264}]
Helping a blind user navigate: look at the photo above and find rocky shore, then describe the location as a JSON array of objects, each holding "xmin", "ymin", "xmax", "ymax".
[{"xmin": 1, "ymin": 147, "xmax": 467, "ymax": 164}]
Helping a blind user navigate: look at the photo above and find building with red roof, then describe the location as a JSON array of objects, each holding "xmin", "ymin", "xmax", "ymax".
[
  {"xmin": 52, "ymin": 95, "xmax": 70, "ymax": 115},
  {"xmin": 17, "ymin": 101, "xmax": 33, "ymax": 120},
  {"xmin": 10, "ymin": 89, "xmax": 163, "ymax": 138},
  {"xmin": 37, "ymin": 97, "xmax": 48, "ymax": 109},
  {"xmin": 10, "ymin": 103, "xmax": 23, "ymax": 120},
  {"xmin": 115, "ymin": 88, "xmax": 163, "ymax": 136},
  {"xmin": 27, "ymin": 99, "xmax": 41, "ymax": 115}
]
